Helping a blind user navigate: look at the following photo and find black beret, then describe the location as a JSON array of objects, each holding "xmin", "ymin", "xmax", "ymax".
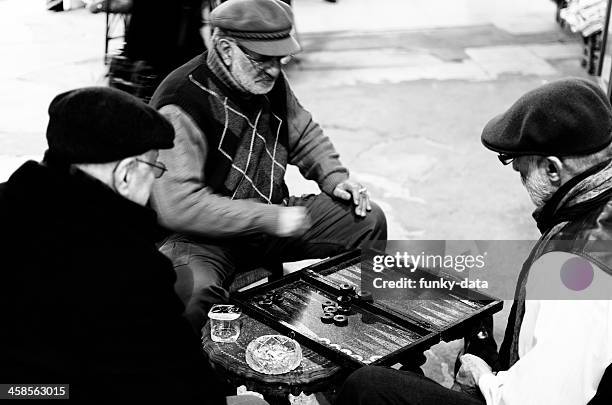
[
  {"xmin": 481, "ymin": 78, "xmax": 612, "ymax": 157},
  {"xmin": 46, "ymin": 87, "xmax": 174, "ymax": 164}
]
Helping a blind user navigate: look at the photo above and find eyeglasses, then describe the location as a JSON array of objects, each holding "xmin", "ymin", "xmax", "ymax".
[
  {"xmin": 497, "ymin": 154, "xmax": 515, "ymax": 166},
  {"xmin": 136, "ymin": 159, "xmax": 167, "ymax": 178},
  {"xmin": 235, "ymin": 43, "xmax": 292, "ymax": 69}
]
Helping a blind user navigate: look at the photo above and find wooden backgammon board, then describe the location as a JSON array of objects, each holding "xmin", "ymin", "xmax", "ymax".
[{"xmin": 231, "ymin": 250, "xmax": 503, "ymax": 370}]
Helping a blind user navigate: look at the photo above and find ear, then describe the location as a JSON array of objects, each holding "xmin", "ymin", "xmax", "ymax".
[
  {"xmin": 217, "ymin": 39, "xmax": 234, "ymax": 66},
  {"xmin": 112, "ymin": 157, "xmax": 136, "ymax": 198},
  {"xmin": 542, "ymin": 156, "xmax": 563, "ymax": 186}
]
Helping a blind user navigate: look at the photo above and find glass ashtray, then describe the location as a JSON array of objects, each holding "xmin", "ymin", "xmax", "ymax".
[{"xmin": 245, "ymin": 335, "xmax": 303, "ymax": 375}]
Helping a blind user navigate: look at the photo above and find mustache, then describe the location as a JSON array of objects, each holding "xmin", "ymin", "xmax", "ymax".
[{"xmin": 259, "ymin": 71, "xmax": 278, "ymax": 82}]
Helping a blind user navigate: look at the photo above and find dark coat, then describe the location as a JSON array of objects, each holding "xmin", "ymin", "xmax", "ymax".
[
  {"xmin": 125, "ymin": 0, "xmax": 206, "ymax": 76},
  {"xmin": 0, "ymin": 161, "xmax": 226, "ymax": 403}
]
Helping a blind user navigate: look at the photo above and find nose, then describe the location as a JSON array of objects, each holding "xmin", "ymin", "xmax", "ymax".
[{"xmin": 264, "ymin": 59, "xmax": 281, "ymax": 77}]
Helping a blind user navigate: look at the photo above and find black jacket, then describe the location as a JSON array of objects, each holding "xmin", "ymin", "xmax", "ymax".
[
  {"xmin": 125, "ymin": 0, "xmax": 206, "ymax": 75},
  {"xmin": 0, "ymin": 161, "xmax": 225, "ymax": 402}
]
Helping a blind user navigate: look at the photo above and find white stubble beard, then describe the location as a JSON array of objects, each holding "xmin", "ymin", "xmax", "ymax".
[
  {"xmin": 521, "ymin": 170, "xmax": 555, "ymax": 209},
  {"xmin": 231, "ymin": 57, "xmax": 278, "ymax": 95}
]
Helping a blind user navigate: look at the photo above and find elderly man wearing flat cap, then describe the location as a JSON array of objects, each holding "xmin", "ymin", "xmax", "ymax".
[
  {"xmin": 0, "ymin": 87, "xmax": 268, "ymax": 404},
  {"xmin": 335, "ymin": 78, "xmax": 612, "ymax": 405},
  {"xmin": 149, "ymin": 0, "xmax": 387, "ymax": 331}
]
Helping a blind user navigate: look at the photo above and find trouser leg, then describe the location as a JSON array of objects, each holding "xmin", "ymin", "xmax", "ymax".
[
  {"xmin": 336, "ymin": 366, "xmax": 485, "ymax": 405},
  {"xmin": 160, "ymin": 235, "xmax": 238, "ymax": 332}
]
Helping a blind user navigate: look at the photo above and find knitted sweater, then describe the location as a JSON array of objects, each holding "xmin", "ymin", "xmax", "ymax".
[{"xmin": 150, "ymin": 51, "xmax": 348, "ymax": 238}]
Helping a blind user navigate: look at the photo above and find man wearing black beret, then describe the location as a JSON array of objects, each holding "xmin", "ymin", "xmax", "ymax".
[
  {"xmin": 0, "ymin": 87, "xmax": 266, "ymax": 404},
  {"xmin": 149, "ymin": 0, "xmax": 387, "ymax": 331},
  {"xmin": 335, "ymin": 78, "xmax": 612, "ymax": 404}
]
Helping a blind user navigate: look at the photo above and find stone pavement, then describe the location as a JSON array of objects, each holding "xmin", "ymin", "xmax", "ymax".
[{"xmin": 0, "ymin": 0, "xmax": 598, "ymax": 395}]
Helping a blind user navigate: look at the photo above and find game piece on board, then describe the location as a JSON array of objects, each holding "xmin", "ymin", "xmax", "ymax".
[
  {"xmin": 340, "ymin": 283, "xmax": 356, "ymax": 296},
  {"xmin": 333, "ymin": 314, "xmax": 348, "ymax": 326},
  {"xmin": 336, "ymin": 306, "xmax": 351, "ymax": 315},
  {"xmin": 321, "ymin": 299, "xmax": 336, "ymax": 309},
  {"xmin": 323, "ymin": 306, "xmax": 337, "ymax": 314},
  {"xmin": 321, "ymin": 313, "xmax": 334, "ymax": 324},
  {"xmin": 259, "ymin": 298, "xmax": 273, "ymax": 306},
  {"xmin": 336, "ymin": 295, "xmax": 352, "ymax": 309}
]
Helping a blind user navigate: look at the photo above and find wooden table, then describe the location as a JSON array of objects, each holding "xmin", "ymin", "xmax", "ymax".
[{"xmin": 202, "ymin": 315, "xmax": 344, "ymax": 404}]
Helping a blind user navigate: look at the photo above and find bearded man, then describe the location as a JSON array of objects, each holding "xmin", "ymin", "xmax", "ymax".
[
  {"xmin": 335, "ymin": 78, "xmax": 612, "ymax": 404},
  {"xmin": 149, "ymin": 0, "xmax": 387, "ymax": 331}
]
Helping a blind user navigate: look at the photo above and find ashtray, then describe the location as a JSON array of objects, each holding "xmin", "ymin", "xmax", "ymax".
[{"xmin": 245, "ymin": 335, "xmax": 303, "ymax": 375}]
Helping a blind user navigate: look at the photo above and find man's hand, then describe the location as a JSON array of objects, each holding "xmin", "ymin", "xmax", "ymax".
[
  {"xmin": 455, "ymin": 363, "xmax": 477, "ymax": 388},
  {"xmin": 332, "ymin": 179, "xmax": 371, "ymax": 217},
  {"xmin": 276, "ymin": 206, "xmax": 311, "ymax": 237},
  {"xmin": 459, "ymin": 354, "xmax": 494, "ymax": 387}
]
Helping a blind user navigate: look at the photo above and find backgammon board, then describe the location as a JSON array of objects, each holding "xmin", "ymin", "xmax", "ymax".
[{"xmin": 232, "ymin": 250, "xmax": 502, "ymax": 369}]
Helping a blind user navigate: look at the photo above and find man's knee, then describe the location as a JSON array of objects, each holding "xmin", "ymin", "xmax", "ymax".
[
  {"xmin": 367, "ymin": 201, "xmax": 387, "ymax": 239},
  {"xmin": 182, "ymin": 270, "xmax": 230, "ymax": 332},
  {"xmin": 159, "ymin": 238, "xmax": 232, "ymax": 323},
  {"xmin": 353, "ymin": 201, "xmax": 387, "ymax": 247},
  {"xmin": 337, "ymin": 366, "xmax": 387, "ymax": 405},
  {"xmin": 343, "ymin": 366, "xmax": 381, "ymax": 390}
]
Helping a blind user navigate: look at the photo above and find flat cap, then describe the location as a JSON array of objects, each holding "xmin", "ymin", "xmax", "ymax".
[
  {"xmin": 481, "ymin": 78, "xmax": 612, "ymax": 157},
  {"xmin": 46, "ymin": 87, "xmax": 174, "ymax": 164},
  {"xmin": 210, "ymin": 0, "xmax": 300, "ymax": 56}
]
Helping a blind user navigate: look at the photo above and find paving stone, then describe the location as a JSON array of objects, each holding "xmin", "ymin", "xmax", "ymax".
[{"xmin": 466, "ymin": 44, "xmax": 558, "ymax": 77}]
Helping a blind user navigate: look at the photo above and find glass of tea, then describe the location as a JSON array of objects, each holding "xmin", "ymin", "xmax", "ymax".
[{"xmin": 208, "ymin": 304, "xmax": 242, "ymax": 343}]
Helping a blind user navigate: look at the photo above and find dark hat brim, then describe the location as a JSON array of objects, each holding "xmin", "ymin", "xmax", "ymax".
[
  {"xmin": 481, "ymin": 113, "xmax": 518, "ymax": 155},
  {"xmin": 481, "ymin": 105, "xmax": 612, "ymax": 157},
  {"xmin": 480, "ymin": 78, "xmax": 612, "ymax": 158},
  {"xmin": 237, "ymin": 34, "xmax": 301, "ymax": 56}
]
